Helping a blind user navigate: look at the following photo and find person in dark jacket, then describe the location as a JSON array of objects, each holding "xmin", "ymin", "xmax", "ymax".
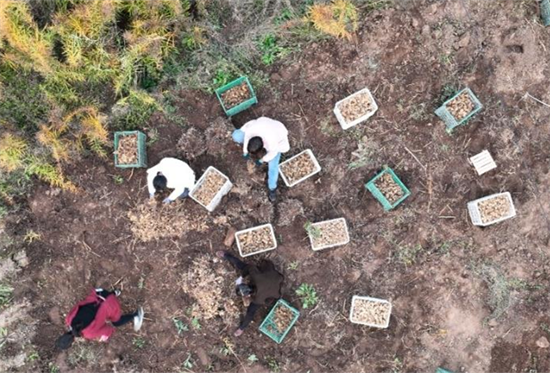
[
  {"xmin": 216, "ymin": 250, "xmax": 283, "ymax": 337},
  {"xmin": 55, "ymin": 288, "xmax": 144, "ymax": 350}
]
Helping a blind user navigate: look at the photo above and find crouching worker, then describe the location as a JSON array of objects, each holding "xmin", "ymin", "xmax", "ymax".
[
  {"xmin": 232, "ymin": 117, "xmax": 290, "ymax": 202},
  {"xmin": 55, "ymin": 288, "xmax": 144, "ymax": 350},
  {"xmin": 147, "ymin": 157, "xmax": 196, "ymax": 204},
  {"xmin": 216, "ymin": 250, "xmax": 283, "ymax": 337}
]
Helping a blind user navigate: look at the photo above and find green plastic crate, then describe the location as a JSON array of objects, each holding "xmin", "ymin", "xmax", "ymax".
[
  {"xmin": 434, "ymin": 88, "xmax": 483, "ymax": 132},
  {"xmin": 215, "ymin": 76, "xmax": 258, "ymax": 117},
  {"xmin": 365, "ymin": 167, "xmax": 411, "ymax": 211},
  {"xmin": 542, "ymin": 0, "xmax": 550, "ymax": 26},
  {"xmin": 259, "ymin": 299, "xmax": 300, "ymax": 344},
  {"xmin": 436, "ymin": 368, "xmax": 454, "ymax": 373},
  {"xmin": 113, "ymin": 131, "xmax": 147, "ymax": 168}
]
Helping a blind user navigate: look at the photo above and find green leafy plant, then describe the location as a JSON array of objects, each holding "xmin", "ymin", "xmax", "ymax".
[
  {"xmin": 173, "ymin": 318, "xmax": 189, "ymax": 335},
  {"xmin": 266, "ymin": 357, "xmax": 280, "ymax": 373},
  {"xmin": 0, "ymin": 284, "xmax": 14, "ymax": 308},
  {"xmin": 295, "ymin": 283, "xmax": 318, "ymax": 309},
  {"xmin": 247, "ymin": 354, "xmax": 259, "ymax": 364},
  {"xmin": 304, "ymin": 222, "xmax": 321, "ymax": 239},
  {"xmin": 112, "ymin": 175, "xmax": 124, "ymax": 185},
  {"xmin": 191, "ymin": 317, "xmax": 201, "ymax": 330},
  {"xmin": 133, "ymin": 337, "xmax": 146, "ymax": 349},
  {"xmin": 212, "ymin": 69, "xmax": 233, "ymax": 88},
  {"xmin": 258, "ymin": 34, "xmax": 289, "ymax": 65},
  {"xmin": 182, "ymin": 353, "xmax": 194, "ymax": 369},
  {"xmin": 287, "ymin": 261, "xmax": 299, "ymax": 271}
]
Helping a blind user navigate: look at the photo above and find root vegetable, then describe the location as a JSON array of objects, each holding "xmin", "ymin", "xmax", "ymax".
[
  {"xmin": 310, "ymin": 219, "xmax": 348, "ymax": 249},
  {"xmin": 116, "ymin": 134, "xmax": 138, "ymax": 165},
  {"xmin": 447, "ymin": 92, "xmax": 474, "ymax": 121},
  {"xmin": 374, "ymin": 172, "xmax": 403, "ymax": 204},
  {"xmin": 236, "ymin": 226, "xmax": 275, "ymax": 255},
  {"xmin": 351, "ymin": 299, "xmax": 391, "ymax": 326},
  {"xmin": 338, "ymin": 91, "xmax": 374, "ymax": 124},
  {"xmin": 280, "ymin": 152, "xmax": 317, "ymax": 185},
  {"xmin": 192, "ymin": 169, "xmax": 227, "ymax": 206},
  {"xmin": 221, "ymin": 82, "xmax": 251, "ymax": 109},
  {"xmin": 478, "ymin": 195, "xmax": 511, "ymax": 223},
  {"xmin": 267, "ymin": 305, "xmax": 294, "ymax": 334}
]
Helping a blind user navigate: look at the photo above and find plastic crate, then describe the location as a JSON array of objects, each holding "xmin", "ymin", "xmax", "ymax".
[
  {"xmin": 542, "ymin": 0, "xmax": 550, "ymax": 26},
  {"xmin": 189, "ymin": 166, "xmax": 233, "ymax": 212},
  {"xmin": 349, "ymin": 295, "xmax": 392, "ymax": 328},
  {"xmin": 259, "ymin": 299, "xmax": 300, "ymax": 344},
  {"xmin": 113, "ymin": 131, "xmax": 147, "ymax": 168},
  {"xmin": 469, "ymin": 150, "xmax": 497, "ymax": 176},
  {"xmin": 365, "ymin": 167, "xmax": 411, "ymax": 211},
  {"xmin": 436, "ymin": 368, "xmax": 454, "ymax": 373},
  {"xmin": 435, "ymin": 88, "xmax": 483, "ymax": 132},
  {"xmin": 279, "ymin": 149, "xmax": 322, "ymax": 187},
  {"xmin": 215, "ymin": 76, "xmax": 258, "ymax": 117},
  {"xmin": 467, "ymin": 192, "xmax": 516, "ymax": 227},
  {"xmin": 235, "ymin": 223, "xmax": 277, "ymax": 258},
  {"xmin": 308, "ymin": 218, "xmax": 350, "ymax": 251},
  {"xmin": 333, "ymin": 88, "xmax": 379, "ymax": 130}
]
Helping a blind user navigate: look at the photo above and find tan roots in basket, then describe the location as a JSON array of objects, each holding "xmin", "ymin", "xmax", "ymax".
[
  {"xmin": 447, "ymin": 92, "xmax": 474, "ymax": 121},
  {"xmin": 268, "ymin": 305, "xmax": 294, "ymax": 333},
  {"xmin": 116, "ymin": 134, "xmax": 138, "ymax": 164},
  {"xmin": 339, "ymin": 91, "xmax": 373, "ymax": 124},
  {"xmin": 352, "ymin": 299, "xmax": 390, "ymax": 326},
  {"xmin": 181, "ymin": 255, "xmax": 239, "ymax": 323},
  {"xmin": 193, "ymin": 169, "xmax": 226, "ymax": 206},
  {"xmin": 311, "ymin": 220, "xmax": 347, "ymax": 248},
  {"xmin": 127, "ymin": 203, "xmax": 209, "ymax": 242},
  {"xmin": 375, "ymin": 173, "xmax": 403, "ymax": 204},
  {"xmin": 478, "ymin": 195, "xmax": 511, "ymax": 224},
  {"xmin": 221, "ymin": 82, "xmax": 250, "ymax": 109},
  {"xmin": 237, "ymin": 227, "xmax": 274, "ymax": 255},
  {"xmin": 280, "ymin": 152, "xmax": 316, "ymax": 185}
]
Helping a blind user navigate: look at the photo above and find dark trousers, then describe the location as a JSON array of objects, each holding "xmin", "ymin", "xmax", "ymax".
[
  {"xmin": 223, "ymin": 252, "xmax": 247, "ymax": 271},
  {"xmin": 95, "ymin": 289, "xmax": 136, "ymax": 327}
]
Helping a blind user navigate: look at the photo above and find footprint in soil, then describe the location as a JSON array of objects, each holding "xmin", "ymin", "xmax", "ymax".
[{"xmin": 505, "ymin": 45, "xmax": 524, "ymax": 54}]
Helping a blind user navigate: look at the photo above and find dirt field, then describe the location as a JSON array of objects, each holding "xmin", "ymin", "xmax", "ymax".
[{"xmin": 2, "ymin": 0, "xmax": 550, "ymax": 372}]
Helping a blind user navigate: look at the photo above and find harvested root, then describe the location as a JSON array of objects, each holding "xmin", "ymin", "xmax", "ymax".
[
  {"xmin": 375, "ymin": 172, "xmax": 403, "ymax": 204},
  {"xmin": 237, "ymin": 226, "xmax": 275, "ymax": 255},
  {"xmin": 478, "ymin": 195, "xmax": 511, "ymax": 223},
  {"xmin": 268, "ymin": 305, "xmax": 294, "ymax": 334},
  {"xmin": 447, "ymin": 92, "xmax": 474, "ymax": 121},
  {"xmin": 351, "ymin": 298, "xmax": 391, "ymax": 326},
  {"xmin": 310, "ymin": 219, "xmax": 348, "ymax": 249},
  {"xmin": 221, "ymin": 82, "xmax": 251, "ymax": 109},
  {"xmin": 116, "ymin": 134, "xmax": 138, "ymax": 164},
  {"xmin": 339, "ymin": 91, "xmax": 374, "ymax": 124},
  {"xmin": 280, "ymin": 152, "xmax": 317, "ymax": 185},
  {"xmin": 192, "ymin": 169, "xmax": 227, "ymax": 206}
]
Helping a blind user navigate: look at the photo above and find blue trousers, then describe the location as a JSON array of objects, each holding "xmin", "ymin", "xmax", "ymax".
[{"xmin": 232, "ymin": 129, "xmax": 280, "ymax": 191}]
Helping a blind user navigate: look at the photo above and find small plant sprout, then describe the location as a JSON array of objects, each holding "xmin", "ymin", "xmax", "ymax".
[
  {"xmin": 191, "ymin": 317, "xmax": 202, "ymax": 330},
  {"xmin": 133, "ymin": 337, "xmax": 146, "ymax": 349},
  {"xmin": 112, "ymin": 175, "xmax": 124, "ymax": 185},
  {"xmin": 266, "ymin": 356, "xmax": 280, "ymax": 373},
  {"xmin": 296, "ymin": 283, "xmax": 319, "ymax": 309},
  {"xmin": 24, "ymin": 230, "xmax": 41, "ymax": 243},
  {"xmin": 304, "ymin": 222, "xmax": 321, "ymax": 239},
  {"xmin": 287, "ymin": 261, "xmax": 299, "ymax": 271},
  {"xmin": 247, "ymin": 354, "xmax": 259, "ymax": 364},
  {"xmin": 183, "ymin": 354, "xmax": 194, "ymax": 370},
  {"xmin": 173, "ymin": 318, "xmax": 188, "ymax": 335},
  {"xmin": 0, "ymin": 284, "xmax": 14, "ymax": 307}
]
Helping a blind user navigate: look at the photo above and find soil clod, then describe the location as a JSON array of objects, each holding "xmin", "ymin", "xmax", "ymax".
[
  {"xmin": 447, "ymin": 91, "xmax": 474, "ymax": 121},
  {"xmin": 236, "ymin": 226, "xmax": 275, "ymax": 255},
  {"xmin": 351, "ymin": 299, "xmax": 391, "ymax": 327},
  {"xmin": 280, "ymin": 152, "xmax": 317, "ymax": 185},
  {"xmin": 478, "ymin": 195, "xmax": 512, "ymax": 224},
  {"xmin": 116, "ymin": 134, "xmax": 138, "ymax": 165},
  {"xmin": 338, "ymin": 91, "xmax": 374, "ymax": 124},
  {"xmin": 374, "ymin": 172, "xmax": 404, "ymax": 204},
  {"xmin": 221, "ymin": 82, "xmax": 251, "ymax": 109}
]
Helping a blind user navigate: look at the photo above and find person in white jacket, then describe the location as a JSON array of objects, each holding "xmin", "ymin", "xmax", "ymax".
[
  {"xmin": 147, "ymin": 158, "xmax": 196, "ymax": 204},
  {"xmin": 232, "ymin": 117, "xmax": 290, "ymax": 202}
]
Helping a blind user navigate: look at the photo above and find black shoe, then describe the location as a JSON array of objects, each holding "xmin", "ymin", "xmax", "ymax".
[{"xmin": 268, "ymin": 189, "xmax": 277, "ymax": 202}]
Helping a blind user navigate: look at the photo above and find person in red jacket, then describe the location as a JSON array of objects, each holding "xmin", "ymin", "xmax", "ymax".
[{"xmin": 55, "ymin": 288, "xmax": 144, "ymax": 350}]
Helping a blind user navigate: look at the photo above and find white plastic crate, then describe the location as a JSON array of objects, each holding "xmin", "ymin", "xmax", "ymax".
[
  {"xmin": 470, "ymin": 150, "xmax": 497, "ymax": 176},
  {"xmin": 308, "ymin": 218, "xmax": 350, "ymax": 251},
  {"xmin": 349, "ymin": 295, "xmax": 392, "ymax": 328},
  {"xmin": 333, "ymin": 88, "xmax": 379, "ymax": 130},
  {"xmin": 235, "ymin": 223, "xmax": 277, "ymax": 258},
  {"xmin": 467, "ymin": 192, "xmax": 516, "ymax": 227},
  {"xmin": 279, "ymin": 149, "xmax": 321, "ymax": 187},
  {"xmin": 189, "ymin": 166, "xmax": 233, "ymax": 212}
]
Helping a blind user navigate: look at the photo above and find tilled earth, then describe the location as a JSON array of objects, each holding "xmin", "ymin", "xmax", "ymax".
[{"xmin": 2, "ymin": 1, "xmax": 550, "ymax": 373}]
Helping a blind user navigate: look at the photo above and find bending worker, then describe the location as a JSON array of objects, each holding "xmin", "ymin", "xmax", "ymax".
[
  {"xmin": 147, "ymin": 157, "xmax": 196, "ymax": 204},
  {"xmin": 216, "ymin": 250, "xmax": 283, "ymax": 337},
  {"xmin": 232, "ymin": 117, "xmax": 290, "ymax": 202},
  {"xmin": 56, "ymin": 288, "xmax": 144, "ymax": 350}
]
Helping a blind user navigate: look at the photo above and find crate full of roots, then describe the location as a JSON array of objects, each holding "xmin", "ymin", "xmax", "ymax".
[
  {"xmin": 235, "ymin": 224, "xmax": 277, "ymax": 257},
  {"xmin": 259, "ymin": 299, "xmax": 300, "ymax": 344},
  {"xmin": 190, "ymin": 167, "xmax": 233, "ymax": 212},
  {"xmin": 279, "ymin": 149, "xmax": 321, "ymax": 187},
  {"xmin": 365, "ymin": 167, "xmax": 411, "ymax": 211},
  {"xmin": 349, "ymin": 296, "xmax": 392, "ymax": 328},
  {"xmin": 113, "ymin": 131, "xmax": 147, "ymax": 168},
  {"xmin": 467, "ymin": 192, "xmax": 516, "ymax": 227},
  {"xmin": 307, "ymin": 218, "xmax": 350, "ymax": 251},
  {"xmin": 435, "ymin": 88, "xmax": 483, "ymax": 132},
  {"xmin": 333, "ymin": 88, "xmax": 379, "ymax": 130},
  {"xmin": 215, "ymin": 76, "xmax": 258, "ymax": 117}
]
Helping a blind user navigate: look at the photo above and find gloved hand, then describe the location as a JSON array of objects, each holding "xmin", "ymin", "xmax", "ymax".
[
  {"xmin": 242, "ymin": 153, "xmax": 250, "ymax": 160},
  {"xmin": 162, "ymin": 198, "xmax": 172, "ymax": 204},
  {"xmin": 255, "ymin": 160, "xmax": 263, "ymax": 166},
  {"xmin": 234, "ymin": 328, "xmax": 244, "ymax": 337},
  {"xmin": 235, "ymin": 276, "xmax": 244, "ymax": 285}
]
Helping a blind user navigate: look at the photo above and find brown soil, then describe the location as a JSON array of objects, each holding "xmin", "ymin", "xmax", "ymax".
[
  {"xmin": 374, "ymin": 172, "xmax": 404, "ymax": 204},
  {"xmin": 236, "ymin": 226, "xmax": 275, "ymax": 255},
  {"xmin": 221, "ymin": 82, "xmax": 250, "ymax": 109},
  {"xmin": 447, "ymin": 91, "xmax": 475, "ymax": 121},
  {"xmin": 269, "ymin": 304, "xmax": 294, "ymax": 334},
  {"xmin": 478, "ymin": 195, "xmax": 512, "ymax": 224},
  {"xmin": 351, "ymin": 298, "xmax": 391, "ymax": 327},
  {"xmin": 338, "ymin": 91, "xmax": 374, "ymax": 124},
  {"xmin": 116, "ymin": 134, "xmax": 138, "ymax": 164},
  {"xmin": 280, "ymin": 151, "xmax": 317, "ymax": 185},
  {"xmin": 310, "ymin": 219, "xmax": 348, "ymax": 249},
  {"xmin": 192, "ymin": 168, "xmax": 227, "ymax": 207}
]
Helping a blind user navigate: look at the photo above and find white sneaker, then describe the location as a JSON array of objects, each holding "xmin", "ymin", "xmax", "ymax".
[
  {"xmin": 133, "ymin": 307, "xmax": 144, "ymax": 332},
  {"xmin": 114, "ymin": 289, "xmax": 121, "ymax": 297}
]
